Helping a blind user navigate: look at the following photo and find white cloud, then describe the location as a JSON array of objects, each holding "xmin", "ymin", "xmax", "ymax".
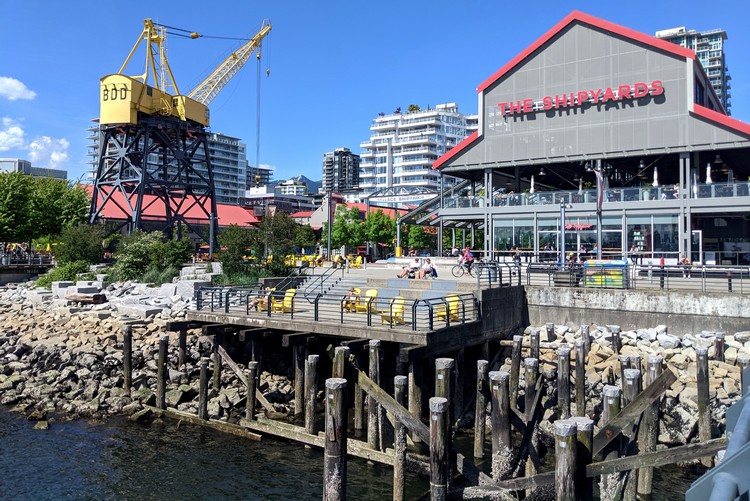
[
  {"xmin": 28, "ymin": 136, "xmax": 70, "ymax": 168},
  {"xmin": 0, "ymin": 77, "xmax": 36, "ymax": 101},
  {"xmin": 0, "ymin": 117, "xmax": 25, "ymax": 151}
]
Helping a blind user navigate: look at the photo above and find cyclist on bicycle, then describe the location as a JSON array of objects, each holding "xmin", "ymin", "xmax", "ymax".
[{"xmin": 461, "ymin": 246, "xmax": 475, "ymax": 272}]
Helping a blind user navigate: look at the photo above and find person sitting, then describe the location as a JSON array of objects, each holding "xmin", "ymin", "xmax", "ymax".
[
  {"xmin": 398, "ymin": 258, "xmax": 421, "ymax": 278},
  {"xmin": 417, "ymin": 258, "xmax": 433, "ymax": 279},
  {"xmin": 679, "ymin": 255, "xmax": 692, "ymax": 278},
  {"xmin": 343, "ymin": 287, "xmax": 360, "ymax": 311},
  {"xmin": 249, "ymin": 287, "xmax": 271, "ymax": 311}
]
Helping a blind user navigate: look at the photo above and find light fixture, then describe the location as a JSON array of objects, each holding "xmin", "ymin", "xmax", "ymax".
[
  {"xmin": 639, "ymin": 160, "xmax": 645, "ymax": 169},
  {"xmin": 538, "ymin": 167, "xmax": 546, "ymax": 176},
  {"xmin": 714, "ymin": 154, "xmax": 723, "ymax": 164}
]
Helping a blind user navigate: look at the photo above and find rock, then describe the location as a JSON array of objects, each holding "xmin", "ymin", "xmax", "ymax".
[
  {"xmin": 129, "ymin": 408, "xmax": 154, "ymax": 422},
  {"xmin": 657, "ymin": 333, "xmax": 680, "ymax": 349},
  {"xmin": 33, "ymin": 420, "xmax": 49, "ymax": 430}
]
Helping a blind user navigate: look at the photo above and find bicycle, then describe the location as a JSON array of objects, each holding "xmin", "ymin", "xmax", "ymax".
[{"xmin": 451, "ymin": 260, "xmax": 476, "ymax": 278}]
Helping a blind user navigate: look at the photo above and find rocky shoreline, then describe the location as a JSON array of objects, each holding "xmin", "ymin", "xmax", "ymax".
[{"xmin": 1, "ymin": 279, "xmax": 747, "ymax": 452}]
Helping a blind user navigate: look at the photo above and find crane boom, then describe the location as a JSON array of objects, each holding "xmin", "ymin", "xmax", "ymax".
[{"xmin": 188, "ymin": 21, "xmax": 271, "ymax": 105}]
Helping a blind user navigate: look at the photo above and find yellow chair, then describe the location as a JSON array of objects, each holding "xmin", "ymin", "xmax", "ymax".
[
  {"xmin": 343, "ymin": 288, "xmax": 361, "ymax": 312},
  {"xmin": 435, "ymin": 295, "xmax": 461, "ymax": 323},
  {"xmin": 355, "ymin": 289, "xmax": 378, "ymax": 313},
  {"xmin": 272, "ymin": 288, "xmax": 296, "ymax": 313},
  {"xmin": 350, "ymin": 255, "xmax": 364, "ymax": 269},
  {"xmin": 381, "ymin": 296, "xmax": 405, "ymax": 325},
  {"xmin": 256, "ymin": 287, "xmax": 276, "ymax": 312}
]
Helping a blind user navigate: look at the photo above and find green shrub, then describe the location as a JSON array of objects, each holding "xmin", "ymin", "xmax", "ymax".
[
  {"xmin": 36, "ymin": 260, "xmax": 92, "ymax": 288},
  {"xmin": 108, "ymin": 231, "xmax": 191, "ymax": 282},
  {"xmin": 55, "ymin": 224, "xmax": 106, "ymax": 264},
  {"xmin": 140, "ymin": 265, "xmax": 179, "ymax": 286}
]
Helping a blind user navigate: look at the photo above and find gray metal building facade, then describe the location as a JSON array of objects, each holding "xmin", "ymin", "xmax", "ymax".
[{"xmin": 433, "ymin": 11, "xmax": 750, "ymax": 265}]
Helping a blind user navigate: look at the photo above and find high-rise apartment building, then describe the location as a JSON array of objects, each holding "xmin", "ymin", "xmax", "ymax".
[
  {"xmin": 656, "ymin": 27, "xmax": 731, "ymax": 114},
  {"xmin": 0, "ymin": 158, "xmax": 67, "ymax": 180},
  {"xmin": 359, "ymin": 103, "xmax": 477, "ymax": 199},
  {"xmin": 86, "ymin": 120, "xmax": 249, "ymax": 205},
  {"xmin": 322, "ymin": 148, "xmax": 360, "ymax": 195}
]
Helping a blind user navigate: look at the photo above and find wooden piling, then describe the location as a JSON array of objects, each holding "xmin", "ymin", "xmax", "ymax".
[
  {"xmin": 435, "ymin": 357, "xmax": 455, "ymax": 427},
  {"xmin": 622, "ymin": 368, "xmax": 643, "ymax": 499},
  {"xmin": 454, "ymin": 348, "xmax": 465, "ymax": 423},
  {"xmin": 575, "ymin": 339, "xmax": 586, "ymax": 417},
  {"xmin": 294, "ymin": 343, "xmax": 306, "ymax": 417},
  {"xmin": 489, "ymin": 370, "xmax": 511, "ymax": 481},
  {"xmin": 393, "ymin": 375, "xmax": 408, "ymax": 501},
  {"xmin": 524, "ymin": 357, "xmax": 540, "ymax": 479},
  {"xmin": 530, "ymin": 328, "xmax": 541, "ymax": 361},
  {"xmin": 637, "ymin": 355, "xmax": 663, "ymax": 499},
  {"xmin": 545, "ymin": 322, "xmax": 556, "ymax": 342},
  {"xmin": 408, "ymin": 360, "xmax": 423, "ymax": 444},
  {"xmin": 618, "ymin": 354, "xmax": 631, "ymax": 393},
  {"xmin": 630, "ymin": 354, "xmax": 641, "ymax": 373},
  {"xmin": 123, "ymin": 325, "xmax": 132, "ymax": 393},
  {"xmin": 474, "ymin": 360, "xmax": 489, "ymax": 459},
  {"xmin": 324, "ymin": 378, "xmax": 348, "ymax": 501},
  {"xmin": 555, "ymin": 420, "xmax": 578, "ymax": 501},
  {"xmin": 368, "ymin": 340, "xmax": 383, "ymax": 452},
  {"xmin": 251, "ymin": 337, "xmax": 262, "ymax": 365},
  {"xmin": 558, "ymin": 345, "xmax": 571, "ymax": 419},
  {"xmin": 610, "ymin": 325, "xmax": 621, "ymax": 354},
  {"xmin": 157, "ymin": 334, "xmax": 168, "ymax": 410},
  {"xmin": 246, "ymin": 361, "xmax": 258, "ymax": 421},
  {"xmin": 198, "ymin": 356, "xmax": 209, "ymax": 420},
  {"xmin": 714, "ymin": 332, "xmax": 725, "ymax": 362},
  {"xmin": 581, "ymin": 324, "xmax": 591, "ymax": 354},
  {"xmin": 510, "ymin": 335, "xmax": 523, "ymax": 399},
  {"xmin": 601, "ymin": 385, "xmax": 622, "ymax": 496},
  {"xmin": 332, "ymin": 346, "xmax": 350, "ymax": 379},
  {"xmin": 178, "ymin": 327, "xmax": 187, "ymax": 369},
  {"xmin": 695, "ymin": 346, "xmax": 712, "ymax": 449},
  {"xmin": 304, "ymin": 355, "xmax": 319, "ymax": 434},
  {"xmin": 354, "ymin": 354, "xmax": 365, "ymax": 432},
  {"xmin": 429, "ymin": 397, "xmax": 449, "ymax": 501},
  {"xmin": 570, "ymin": 416, "xmax": 594, "ymax": 501},
  {"xmin": 212, "ymin": 335, "xmax": 222, "ymax": 390}
]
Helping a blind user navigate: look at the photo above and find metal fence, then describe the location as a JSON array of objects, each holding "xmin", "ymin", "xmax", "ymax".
[{"xmin": 194, "ymin": 286, "xmax": 480, "ymax": 332}]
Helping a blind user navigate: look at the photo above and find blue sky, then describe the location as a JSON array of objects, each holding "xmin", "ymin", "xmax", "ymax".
[{"xmin": 1, "ymin": 0, "xmax": 749, "ymax": 183}]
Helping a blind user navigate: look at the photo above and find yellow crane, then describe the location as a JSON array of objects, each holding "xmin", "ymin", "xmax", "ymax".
[{"xmin": 99, "ymin": 18, "xmax": 272, "ymax": 127}]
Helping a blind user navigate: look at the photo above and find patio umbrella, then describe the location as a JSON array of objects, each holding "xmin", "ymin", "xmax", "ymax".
[
  {"xmin": 653, "ymin": 166, "xmax": 659, "ymax": 187},
  {"xmin": 530, "ymin": 175, "xmax": 535, "ymax": 194},
  {"xmin": 578, "ymin": 178, "xmax": 583, "ymax": 194},
  {"xmin": 706, "ymin": 163, "xmax": 713, "ymax": 184},
  {"xmin": 692, "ymin": 170, "xmax": 699, "ymax": 196}
]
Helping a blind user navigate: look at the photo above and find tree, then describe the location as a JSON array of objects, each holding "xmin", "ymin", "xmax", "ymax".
[
  {"xmin": 294, "ymin": 223, "xmax": 316, "ymax": 251},
  {"xmin": 331, "ymin": 205, "xmax": 364, "ymax": 254},
  {"xmin": 218, "ymin": 225, "xmax": 254, "ymax": 277},
  {"xmin": 364, "ymin": 209, "xmax": 395, "ymax": 255},
  {"xmin": 257, "ymin": 212, "xmax": 299, "ymax": 258},
  {"xmin": 55, "ymin": 223, "xmax": 106, "ymax": 264},
  {"xmin": 407, "ymin": 225, "xmax": 437, "ymax": 251},
  {"xmin": 407, "ymin": 104, "xmax": 421, "ymax": 113},
  {"xmin": 0, "ymin": 172, "xmax": 32, "ymax": 242}
]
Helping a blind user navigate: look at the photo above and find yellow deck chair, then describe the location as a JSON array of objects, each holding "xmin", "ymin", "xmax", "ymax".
[
  {"xmin": 381, "ymin": 296, "xmax": 405, "ymax": 325},
  {"xmin": 272, "ymin": 288, "xmax": 296, "ymax": 313},
  {"xmin": 343, "ymin": 287, "xmax": 361, "ymax": 312},
  {"xmin": 435, "ymin": 295, "xmax": 461, "ymax": 323},
  {"xmin": 256, "ymin": 287, "xmax": 276, "ymax": 312},
  {"xmin": 350, "ymin": 255, "xmax": 364, "ymax": 269},
  {"xmin": 355, "ymin": 289, "xmax": 378, "ymax": 313}
]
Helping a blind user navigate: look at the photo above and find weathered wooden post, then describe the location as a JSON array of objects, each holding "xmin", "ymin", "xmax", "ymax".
[
  {"xmin": 489, "ymin": 370, "xmax": 511, "ymax": 480},
  {"xmin": 178, "ymin": 327, "xmax": 187, "ymax": 369},
  {"xmin": 246, "ymin": 361, "xmax": 258, "ymax": 421},
  {"xmin": 429, "ymin": 397, "xmax": 449, "ymax": 501},
  {"xmin": 408, "ymin": 359, "xmax": 423, "ymax": 444},
  {"xmin": 332, "ymin": 346, "xmax": 350, "ymax": 379},
  {"xmin": 581, "ymin": 324, "xmax": 591, "ymax": 354},
  {"xmin": 630, "ymin": 354, "xmax": 641, "ymax": 373},
  {"xmin": 571, "ymin": 416, "xmax": 594, "ymax": 501},
  {"xmin": 623, "ymin": 368, "xmax": 643, "ymax": 499},
  {"xmin": 601, "ymin": 385, "xmax": 622, "ymax": 494},
  {"xmin": 545, "ymin": 322, "xmax": 556, "ymax": 342},
  {"xmin": 696, "ymin": 346, "xmax": 712, "ymax": 461},
  {"xmin": 294, "ymin": 343, "xmax": 306, "ymax": 417},
  {"xmin": 354, "ymin": 354, "xmax": 365, "ymax": 433},
  {"xmin": 610, "ymin": 325, "xmax": 621, "ymax": 354},
  {"xmin": 524, "ymin": 357, "xmax": 540, "ymax": 479},
  {"xmin": 618, "ymin": 354, "xmax": 632, "ymax": 392},
  {"xmin": 637, "ymin": 355, "xmax": 663, "ymax": 499},
  {"xmin": 368, "ymin": 340, "xmax": 382, "ymax": 452},
  {"xmin": 435, "ymin": 358, "xmax": 455, "ymax": 428},
  {"xmin": 530, "ymin": 328, "xmax": 541, "ymax": 360},
  {"xmin": 575, "ymin": 339, "xmax": 586, "ymax": 417},
  {"xmin": 454, "ymin": 348, "xmax": 465, "ymax": 424},
  {"xmin": 555, "ymin": 420, "xmax": 578, "ymax": 501},
  {"xmin": 304, "ymin": 355, "xmax": 318, "ymax": 434},
  {"xmin": 323, "ymin": 378, "xmax": 348, "ymax": 501},
  {"xmin": 474, "ymin": 360, "xmax": 489, "ymax": 459},
  {"xmin": 714, "ymin": 332, "xmax": 725, "ymax": 362},
  {"xmin": 157, "ymin": 334, "xmax": 168, "ymax": 410},
  {"xmin": 558, "ymin": 345, "xmax": 571, "ymax": 419},
  {"xmin": 250, "ymin": 337, "xmax": 262, "ymax": 365},
  {"xmin": 393, "ymin": 375, "xmax": 408, "ymax": 501},
  {"xmin": 510, "ymin": 335, "xmax": 523, "ymax": 399},
  {"xmin": 123, "ymin": 325, "xmax": 132, "ymax": 393},
  {"xmin": 212, "ymin": 335, "xmax": 222, "ymax": 390},
  {"xmin": 198, "ymin": 357, "xmax": 209, "ymax": 420}
]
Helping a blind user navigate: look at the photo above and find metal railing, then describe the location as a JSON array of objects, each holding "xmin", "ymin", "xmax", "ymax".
[
  {"xmin": 524, "ymin": 261, "xmax": 750, "ymax": 293},
  {"xmin": 475, "ymin": 260, "xmax": 522, "ymax": 289},
  {"xmin": 193, "ymin": 287, "xmax": 480, "ymax": 332},
  {"xmin": 0, "ymin": 253, "xmax": 54, "ymax": 266}
]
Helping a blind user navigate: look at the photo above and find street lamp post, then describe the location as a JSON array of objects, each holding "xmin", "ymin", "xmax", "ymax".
[
  {"xmin": 560, "ymin": 202, "xmax": 572, "ymax": 268},
  {"xmin": 586, "ymin": 161, "xmax": 604, "ymax": 260}
]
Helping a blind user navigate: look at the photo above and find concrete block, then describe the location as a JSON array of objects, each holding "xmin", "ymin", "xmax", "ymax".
[{"xmin": 115, "ymin": 303, "xmax": 165, "ymax": 318}]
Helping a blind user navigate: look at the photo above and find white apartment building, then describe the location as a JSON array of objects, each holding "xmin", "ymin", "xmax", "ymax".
[
  {"xmin": 359, "ymin": 103, "xmax": 477, "ymax": 199},
  {"xmin": 276, "ymin": 179, "xmax": 309, "ymax": 196}
]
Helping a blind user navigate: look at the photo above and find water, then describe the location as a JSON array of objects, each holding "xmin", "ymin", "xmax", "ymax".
[{"xmin": 0, "ymin": 408, "xmax": 427, "ymax": 500}]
